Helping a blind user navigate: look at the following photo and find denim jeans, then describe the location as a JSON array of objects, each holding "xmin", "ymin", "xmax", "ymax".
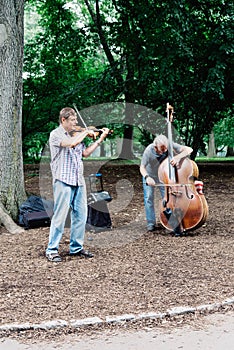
[
  {"xmin": 143, "ymin": 177, "xmax": 164, "ymax": 230},
  {"xmin": 46, "ymin": 180, "xmax": 87, "ymax": 255}
]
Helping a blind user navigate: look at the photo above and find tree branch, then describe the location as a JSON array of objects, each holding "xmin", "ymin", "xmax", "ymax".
[{"xmin": 84, "ymin": 0, "xmax": 124, "ymax": 87}]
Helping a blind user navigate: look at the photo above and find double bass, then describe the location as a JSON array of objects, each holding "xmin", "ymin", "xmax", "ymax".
[{"xmin": 158, "ymin": 103, "xmax": 208, "ymax": 235}]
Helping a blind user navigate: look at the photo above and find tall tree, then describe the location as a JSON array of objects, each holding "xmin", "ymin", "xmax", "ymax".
[
  {"xmin": 83, "ymin": 0, "xmax": 142, "ymax": 159},
  {"xmin": 0, "ymin": 0, "xmax": 25, "ymax": 233},
  {"xmin": 23, "ymin": 0, "xmax": 110, "ymax": 161},
  {"xmin": 76, "ymin": 0, "xmax": 234, "ymax": 158},
  {"xmin": 22, "ymin": 0, "xmax": 233, "ymax": 160}
]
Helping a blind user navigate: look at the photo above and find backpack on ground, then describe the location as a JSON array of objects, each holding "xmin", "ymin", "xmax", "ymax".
[
  {"xmin": 86, "ymin": 173, "xmax": 112, "ymax": 232},
  {"xmin": 18, "ymin": 195, "xmax": 54, "ymax": 230}
]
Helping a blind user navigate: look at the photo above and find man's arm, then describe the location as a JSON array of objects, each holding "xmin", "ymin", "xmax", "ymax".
[
  {"xmin": 170, "ymin": 145, "xmax": 193, "ymax": 167},
  {"xmin": 60, "ymin": 130, "xmax": 93, "ymax": 148},
  {"xmin": 82, "ymin": 128, "xmax": 109, "ymax": 158},
  {"xmin": 139, "ymin": 164, "xmax": 156, "ymax": 186}
]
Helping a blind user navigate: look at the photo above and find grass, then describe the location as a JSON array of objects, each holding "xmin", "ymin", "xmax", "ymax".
[
  {"xmin": 83, "ymin": 157, "xmax": 141, "ymax": 165},
  {"xmin": 195, "ymin": 156, "xmax": 234, "ymax": 163},
  {"xmin": 29, "ymin": 156, "xmax": 234, "ymax": 167},
  {"xmin": 84, "ymin": 156, "xmax": 234, "ymax": 164}
]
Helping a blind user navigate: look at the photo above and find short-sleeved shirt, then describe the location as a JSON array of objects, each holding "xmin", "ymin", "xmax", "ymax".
[
  {"xmin": 49, "ymin": 125, "xmax": 86, "ymax": 186},
  {"xmin": 141, "ymin": 142, "xmax": 182, "ymax": 180}
]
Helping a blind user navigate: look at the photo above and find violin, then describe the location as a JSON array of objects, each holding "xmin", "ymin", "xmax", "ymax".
[
  {"xmin": 71, "ymin": 103, "xmax": 113, "ymax": 139},
  {"xmin": 70, "ymin": 125, "xmax": 113, "ymax": 139},
  {"xmin": 158, "ymin": 103, "xmax": 208, "ymax": 234}
]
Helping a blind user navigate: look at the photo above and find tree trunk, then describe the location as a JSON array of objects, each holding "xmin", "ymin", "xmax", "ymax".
[
  {"xmin": 118, "ymin": 101, "xmax": 137, "ymax": 160},
  {"xmin": 118, "ymin": 124, "xmax": 136, "ymax": 159},
  {"xmin": 0, "ymin": 0, "xmax": 26, "ymax": 233},
  {"xmin": 226, "ymin": 146, "xmax": 234, "ymax": 157},
  {"xmin": 84, "ymin": 1, "xmax": 136, "ymax": 160},
  {"xmin": 207, "ymin": 130, "xmax": 216, "ymax": 157},
  {"xmin": 99, "ymin": 143, "xmax": 105, "ymax": 157}
]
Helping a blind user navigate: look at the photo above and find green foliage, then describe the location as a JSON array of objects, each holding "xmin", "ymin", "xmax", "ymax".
[
  {"xmin": 196, "ymin": 156, "xmax": 234, "ymax": 162},
  {"xmin": 23, "ymin": 132, "xmax": 49, "ymax": 163},
  {"xmin": 213, "ymin": 112, "xmax": 234, "ymax": 149},
  {"xmin": 23, "ymin": 0, "xmax": 234, "ymax": 162},
  {"xmin": 23, "ymin": 0, "xmax": 89, "ymax": 159}
]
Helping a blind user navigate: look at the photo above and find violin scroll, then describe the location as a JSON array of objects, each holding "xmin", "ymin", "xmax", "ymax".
[{"xmin": 166, "ymin": 103, "xmax": 176, "ymax": 123}]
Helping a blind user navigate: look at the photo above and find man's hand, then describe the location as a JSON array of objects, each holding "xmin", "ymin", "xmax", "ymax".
[
  {"xmin": 170, "ymin": 155, "xmax": 181, "ymax": 167},
  {"xmin": 87, "ymin": 129, "xmax": 97, "ymax": 140},
  {"xmin": 146, "ymin": 176, "xmax": 156, "ymax": 186},
  {"xmin": 99, "ymin": 127, "xmax": 109, "ymax": 142}
]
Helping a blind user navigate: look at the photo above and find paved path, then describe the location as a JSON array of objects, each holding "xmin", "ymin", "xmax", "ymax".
[{"xmin": 0, "ymin": 311, "xmax": 233, "ymax": 349}]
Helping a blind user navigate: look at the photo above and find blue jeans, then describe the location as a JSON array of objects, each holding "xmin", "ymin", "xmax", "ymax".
[
  {"xmin": 143, "ymin": 177, "xmax": 164, "ymax": 230},
  {"xmin": 46, "ymin": 180, "xmax": 87, "ymax": 255}
]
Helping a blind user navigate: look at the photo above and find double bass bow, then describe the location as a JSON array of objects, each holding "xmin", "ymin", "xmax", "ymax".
[{"xmin": 158, "ymin": 103, "xmax": 208, "ymax": 235}]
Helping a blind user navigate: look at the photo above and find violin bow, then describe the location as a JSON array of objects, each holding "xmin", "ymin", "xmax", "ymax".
[{"xmin": 73, "ymin": 103, "xmax": 88, "ymax": 131}]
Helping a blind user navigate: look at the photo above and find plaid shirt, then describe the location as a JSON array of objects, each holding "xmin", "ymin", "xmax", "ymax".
[{"xmin": 49, "ymin": 125, "xmax": 86, "ymax": 186}]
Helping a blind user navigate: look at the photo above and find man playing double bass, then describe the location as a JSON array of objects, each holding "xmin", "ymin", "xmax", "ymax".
[{"xmin": 140, "ymin": 134, "xmax": 193, "ymax": 236}]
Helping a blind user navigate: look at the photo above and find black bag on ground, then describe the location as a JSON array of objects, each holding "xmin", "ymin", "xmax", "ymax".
[
  {"xmin": 86, "ymin": 201, "xmax": 112, "ymax": 232},
  {"xmin": 86, "ymin": 173, "xmax": 112, "ymax": 232},
  {"xmin": 21, "ymin": 210, "xmax": 53, "ymax": 230},
  {"xmin": 18, "ymin": 195, "xmax": 54, "ymax": 230}
]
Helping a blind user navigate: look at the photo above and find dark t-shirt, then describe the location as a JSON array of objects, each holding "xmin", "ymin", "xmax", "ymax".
[{"xmin": 141, "ymin": 142, "xmax": 182, "ymax": 180}]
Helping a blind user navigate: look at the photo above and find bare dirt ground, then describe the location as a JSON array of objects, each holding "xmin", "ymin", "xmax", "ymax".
[{"xmin": 0, "ymin": 161, "xmax": 233, "ymax": 343}]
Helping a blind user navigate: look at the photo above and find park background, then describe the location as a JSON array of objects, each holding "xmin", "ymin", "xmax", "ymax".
[{"xmin": 0, "ymin": 1, "xmax": 233, "ymax": 346}]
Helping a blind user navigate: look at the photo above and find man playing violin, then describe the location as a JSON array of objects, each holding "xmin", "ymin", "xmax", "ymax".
[
  {"xmin": 46, "ymin": 107, "xmax": 109, "ymax": 262},
  {"xmin": 140, "ymin": 134, "xmax": 193, "ymax": 234}
]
